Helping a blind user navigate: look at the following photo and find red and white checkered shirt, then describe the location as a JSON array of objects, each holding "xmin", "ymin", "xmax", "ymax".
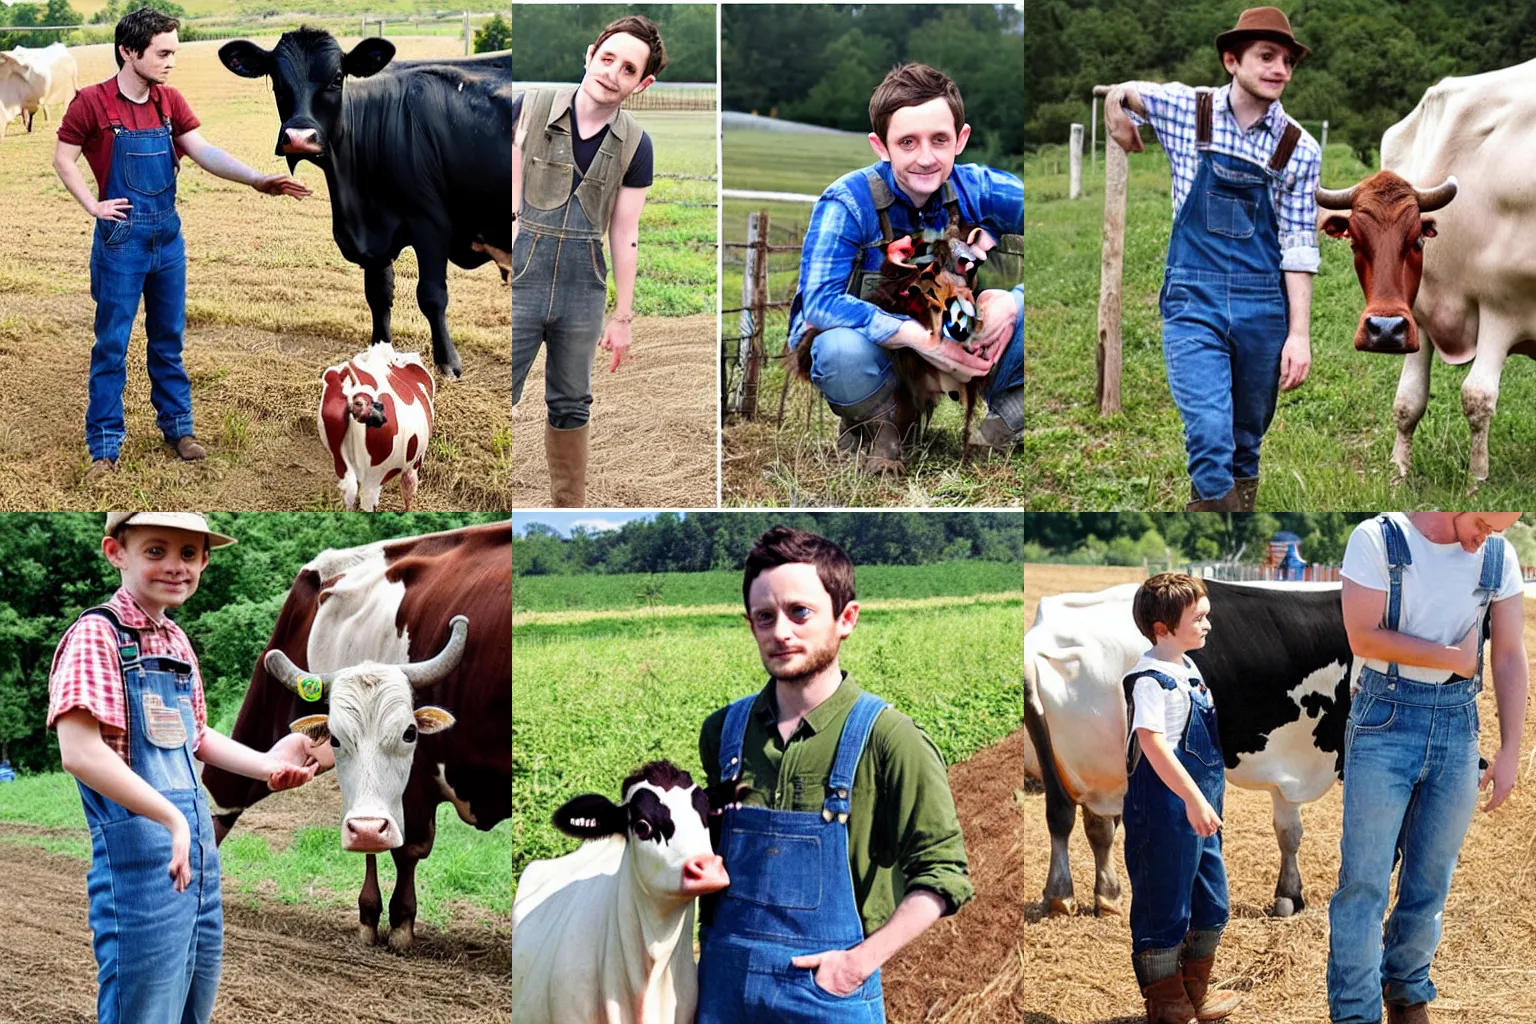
[{"xmin": 47, "ymin": 586, "xmax": 207, "ymax": 765}]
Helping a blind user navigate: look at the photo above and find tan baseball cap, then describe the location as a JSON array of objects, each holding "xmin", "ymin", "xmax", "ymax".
[{"xmin": 104, "ymin": 512, "xmax": 239, "ymax": 549}]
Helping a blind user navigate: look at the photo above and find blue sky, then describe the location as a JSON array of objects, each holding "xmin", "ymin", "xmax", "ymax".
[{"xmin": 512, "ymin": 511, "xmax": 674, "ymax": 537}]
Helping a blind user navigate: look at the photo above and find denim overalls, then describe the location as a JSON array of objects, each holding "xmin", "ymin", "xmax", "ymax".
[
  {"xmin": 698, "ymin": 691, "xmax": 889, "ymax": 1024},
  {"xmin": 1327, "ymin": 518, "xmax": 1503, "ymax": 1023},
  {"xmin": 76, "ymin": 607, "xmax": 222, "ymax": 1024},
  {"xmin": 1160, "ymin": 90, "xmax": 1296, "ymax": 501},
  {"xmin": 87, "ymin": 89, "xmax": 194, "ymax": 461},
  {"xmin": 1122, "ymin": 666, "xmax": 1229, "ymax": 957}
]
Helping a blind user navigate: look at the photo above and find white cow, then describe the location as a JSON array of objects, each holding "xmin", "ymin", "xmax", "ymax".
[
  {"xmin": 513, "ymin": 762, "xmax": 731, "ymax": 1024},
  {"xmin": 3, "ymin": 43, "xmax": 77, "ymax": 135},
  {"xmin": 318, "ymin": 342, "xmax": 434, "ymax": 511}
]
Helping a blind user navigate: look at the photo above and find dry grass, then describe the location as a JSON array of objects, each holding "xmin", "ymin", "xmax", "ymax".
[
  {"xmin": 1020, "ymin": 563, "xmax": 1536, "ymax": 1023},
  {"xmin": 0, "ymin": 38, "xmax": 511, "ymax": 511}
]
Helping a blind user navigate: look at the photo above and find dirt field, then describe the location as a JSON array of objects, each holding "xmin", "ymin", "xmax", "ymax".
[
  {"xmin": 510, "ymin": 311, "xmax": 717, "ymax": 506},
  {"xmin": 0, "ymin": 779, "xmax": 509, "ymax": 1023},
  {"xmin": 0, "ymin": 39, "xmax": 512, "ymax": 511},
  {"xmin": 1020, "ymin": 563, "xmax": 1536, "ymax": 1024}
]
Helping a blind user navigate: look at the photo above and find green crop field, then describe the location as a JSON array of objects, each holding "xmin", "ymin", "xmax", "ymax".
[
  {"xmin": 1025, "ymin": 143, "xmax": 1536, "ymax": 510},
  {"xmin": 511, "ymin": 572, "xmax": 1024, "ymax": 895},
  {"xmin": 629, "ymin": 110, "xmax": 718, "ymax": 318}
]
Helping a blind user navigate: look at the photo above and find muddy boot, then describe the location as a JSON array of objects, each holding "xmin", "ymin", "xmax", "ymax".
[
  {"xmin": 1141, "ymin": 975, "xmax": 1198, "ymax": 1024},
  {"xmin": 85, "ymin": 457, "xmax": 116, "ymax": 483},
  {"xmin": 829, "ymin": 383, "xmax": 905, "ymax": 476},
  {"xmin": 545, "ymin": 423, "xmax": 589, "ymax": 507},
  {"xmin": 1387, "ymin": 1000, "xmax": 1431, "ymax": 1024},
  {"xmin": 1186, "ymin": 483, "xmax": 1240, "ymax": 512},
  {"xmin": 973, "ymin": 383, "xmax": 1023, "ymax": 450},
  {"xmin": 169, "ymin": 435, "xmax": 206, "ymax": 461},
  {"xmin": 1182, "ymin": 955, "xmax": 1242, "ymax": 1022},
  {"xmin": 1234, "ymin": 476, "xmax": 1259, "ymax": 512}
]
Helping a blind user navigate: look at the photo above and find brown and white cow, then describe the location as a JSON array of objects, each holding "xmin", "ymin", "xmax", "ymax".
[
  {"xmin": 202, "ymin": 522, "xmax": 510, "ymax": 950},
  {"xmin": 1319, "ymin": 58, "xmax": 1536, "ymax": 483},
  {"xmin": 319, "ymin": 341, "xmax": 434, "ymax": 511}
]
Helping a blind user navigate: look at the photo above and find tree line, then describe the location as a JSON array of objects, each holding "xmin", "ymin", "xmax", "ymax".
[
  {"xmin": 511, "ymin": 3, "xmax": 717, "ymax": 84},
  {"xmin": 1025, "ymin": 0, "xmax": 1536, "ymax": 159}
]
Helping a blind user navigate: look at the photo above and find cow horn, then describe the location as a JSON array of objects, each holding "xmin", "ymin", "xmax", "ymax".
[
  {"xmin": 1315, "ymin": 183, "xmax": 1358, "ymax": 210},
  {"xmin": 264, "ymin": 649, "xmax": 332, "ymax": 699},
  {"xmin": 1414, "ymin": 176, "xmax": 1457, "ymax": 212},
  {"xmin": 402, "ymin": 615, "xmax": 469, "ymax": 689}
]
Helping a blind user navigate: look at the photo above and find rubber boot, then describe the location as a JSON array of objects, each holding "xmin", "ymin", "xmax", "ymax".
[
  {"xmin": 1141, "ymin": 974, "xmax": 1198, "ymax": 1024},
  {"xmin": 1181, "ymin": 955, "xmax": 1242, "ymax": 1021},
  {"xmin": 545, "ymin": 423, "xmax": 589, "ymax": 507},
  {"xmin": 829, "ymin": 382, "xmax": 905, "ymax": 476},
  {"xmin": 1233, "ymin": 476, "xmax": 1259, "ymax": 512}
]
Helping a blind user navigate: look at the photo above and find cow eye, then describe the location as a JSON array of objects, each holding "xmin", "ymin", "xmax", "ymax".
[
  {"xmin": 328, "ymin": 734, "xmax": 340, "ymax": 748},
  {"xmin": 328, "ymin": 73, "xmax": 344, "ymax": 91},
  {"xmin": 633, "ymin": 818, "xmax": 652, "ymax": 840},
  {"xmin": 402, "ymin": 724, "xmax": 418, "ymax": 743}
]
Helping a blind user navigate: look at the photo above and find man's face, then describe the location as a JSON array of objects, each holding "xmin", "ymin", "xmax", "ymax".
[
  {"xmin": 1453, "ymin": 513, "xmax": 1521, "ymax": 553},
  {"xmin": 103, "ymin": 526, "xmax": 208, "ymax": 612},
  {"xmin": 869, "ymin": 97, "xmax": 970, "ymax": 202},
  {"xmin": 745, "ymin": 563, "xmax": 857, "ymax": 685},
  {"xmin": 1223, "ymin": 40, "xmax": 1295, "ymax": 103},
  {"xmin": 581, "ymin": 32, "xmax": 655, "ymax": 106},
  {"xmin": 124, "ymin": 30, "xmax": 178, "ymax": 84}
]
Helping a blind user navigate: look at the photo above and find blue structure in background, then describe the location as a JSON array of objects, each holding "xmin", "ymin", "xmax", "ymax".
[{"xmin": 0, "ymin": 759, "xmax": 15, "ymax": 783}]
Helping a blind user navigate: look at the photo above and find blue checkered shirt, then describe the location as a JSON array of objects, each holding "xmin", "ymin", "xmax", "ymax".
[
  {"xmin": 1128, "ymin": 81, "xmax": 1321, "ymax": 274},
  {"xmin": 788, "ymin": 160, "xmax": 1025, "ymax": 348}
]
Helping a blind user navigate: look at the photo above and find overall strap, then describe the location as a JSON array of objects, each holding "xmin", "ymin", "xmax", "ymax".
[
  {"xmin": 78, "ymin": 606, "xmax": 142, "ymax": 667},
  {"xmin": 718, "ymin": 694, "xmax": 758, "ymax": 783},
  {"xmin": 1377, "ymin": 515, "xmax": 1412, "ymax": 679},
  {"xmin": 864, "ymin": 167, "xmax": 897, "ymax": 245},
  {"xmin": 613, "ymin": 108, "xmax": 642, "ymax": 178},
  {"xmin": 1195, "ymin": 88, "xmax": 1214, "ymax": 149},
  {"xmin": 823, "ymin": 693, "xmax": 888, "ymax": 823},
  {"xmin": 1122, "ymin": 668, "xmax": 1183, "ymax": 774},
  {"xmin": 1473, "ymin": 536, "xmax": 1506, "ymax": 685},
  {"xmin": 939, "ymin": 178, "xmax": 960, "ymax": 228},
  {"xmin": 520, "ymin": 88, "xmax": 559, "ymax": 180},
  {"xmin": 1269, "ymin": 119, "xmax": 1302, "ymax": 173}
]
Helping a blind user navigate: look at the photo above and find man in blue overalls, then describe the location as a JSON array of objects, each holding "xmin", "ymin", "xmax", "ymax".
[
  {"xmin": 54, "ymin": 8, "xmax": 310, "ymax": 482},
  {"xmin": 697, "ymin": 526, "xmax": 972, "ymax": 1022},
  {"xmin": 1105, "ymin": 7, "xmax": 1322, "ymax": 511}
]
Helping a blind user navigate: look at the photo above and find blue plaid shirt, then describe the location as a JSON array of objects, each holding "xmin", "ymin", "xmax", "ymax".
[
  {"xmin": 787, "ymin": 160, "xmax": 1025, "ymax": 348},
  {"xmin": 1128, "ymin": 82, "xmax": 1321, "ymax": 274}
]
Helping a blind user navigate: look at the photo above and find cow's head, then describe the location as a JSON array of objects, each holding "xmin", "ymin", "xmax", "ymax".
[
  {"xmin": 263, "ymin": 615, "xmax": 468, "ymax": 852},
  {"xmin": 218, "ymin": 29, "xmax": 395, "ymax": 169},
  {"xmin": 877, "ymin": 224, "xmax": 986, "ymax": 347},
  {"xmin": 1316, "ymin": 170, "xmax": 1457, "ymax": 354},
  {"xmin": 552, "ymin": 761, "xmax": 730, "ymax": 901}
]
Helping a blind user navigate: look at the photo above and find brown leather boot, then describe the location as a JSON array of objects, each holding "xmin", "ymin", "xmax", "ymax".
[
  {"xmin": 1182, "ymin": 955, "xmax": 1242, "ymax": 1021},
  {"xmin": 1186, "ymin": 485, "xmax": 1239, "ymax": 511},
  {"xmin": 1141, "ymin": 974, "xmax": 1198, "ymax": 1024},
  {"xmin": 169, "ymin": 435, "xmax": 206, "ymax": 461},
  {"xmin": 1233, "ymin": 476, "xmax": 1259, "ymax": 511},
  {"xmin": 545, "ymin": 423, "xmax": 589, "ymax": 507},
  {"xmin": 1387, "ymin": 1001, "xmax": 1430, "ymax": 1024},
  {"xmin": 829, "ymin": 384, "xmax": 906, "ymax": 476}
]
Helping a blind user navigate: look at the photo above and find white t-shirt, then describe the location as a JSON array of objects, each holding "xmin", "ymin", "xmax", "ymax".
[
  {"xmin": 1127, "ymin": 653, "xmax": 1204, "ymax": 742},
  {"xmin": 1341, "ymin": 513, "xmax": 1524, "ymax": 683}
]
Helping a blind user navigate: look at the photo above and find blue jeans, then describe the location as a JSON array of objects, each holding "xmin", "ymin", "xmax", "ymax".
[
  {"xmin": 88, "ymin": 208, "xmax": 194, "ymax": 460},
  {"xmin": 1327, "ymin": 668, "xmax": 1482, "ymax": 1023},
  {"xmin": 1161, "ymin": 271, "xmax": 1287, "ymax": 500}
]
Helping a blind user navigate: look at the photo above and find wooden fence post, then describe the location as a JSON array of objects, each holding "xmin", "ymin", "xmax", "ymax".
[
  {"xmin": 463, "ymin": 11, "xmax": 470, "ymax": 55},
  {"xmin": 1094, "ymin": 85, "xmax": 1127, "ymax": 416},
  {"xmin": 1069, "ymin": 123, "xmax": 1084, "ymax": 199},
  {"xmin": 731, "ymin": 211, "xmax": 770, "ymax": 420},
  {"xmin": 1090, "ymin": 96, "xmax": 1098, "ymax": 187}
]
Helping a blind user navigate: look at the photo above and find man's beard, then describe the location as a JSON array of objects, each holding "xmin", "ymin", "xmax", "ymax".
[{"xmin": 769, "ymin": 636, "xmax": 840, "ymax": 687}]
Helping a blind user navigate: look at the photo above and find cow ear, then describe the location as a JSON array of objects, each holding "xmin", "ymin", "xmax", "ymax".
[
  {"xmin": 288, "ymin": 714, "xmax": 330, "ymax": 742},
  {"xmin": 218, "ymin": 40, "xmax": 271, "ymax": 79},
  {"xmin": 1321, "ymin": 215, "xmax": 1351, "ymax": 239},
  {"xmin": 413, "ymin": 705, "xmax": 456, "ymax": 735},
  {"xmin": 552, "ymin": 793, "xmax": 626, "ymax": 839},
  {"xmin": 1419, "ymin": 218, "xmax": 1438, "ymax": 239},
  {"xmin": 344, "ymin": 38, "xmax": 396, "ymax": 78}
]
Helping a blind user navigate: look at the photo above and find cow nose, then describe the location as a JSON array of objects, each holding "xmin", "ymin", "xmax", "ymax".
[
  {"xmin": 1365, "ymin": 315, "xmax": 1409, "ymax": 351},
  {"xmin": 343, "ymin": 817, "xmax": 394, "ymax": 852},
  {"xmin": 680, "ymin": 853, "xmax": 730, "ymax": 894},
  {"xmin": 282, "ymin": 127, "xmax": 322, "ymax": 155}
]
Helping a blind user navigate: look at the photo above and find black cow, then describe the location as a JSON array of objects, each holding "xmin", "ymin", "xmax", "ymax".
[{"xmin": 218, "ymin": 30, "xmax": 514, "ymax": 378}]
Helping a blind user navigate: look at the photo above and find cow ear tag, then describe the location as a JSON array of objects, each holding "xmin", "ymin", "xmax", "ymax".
[{"xmin": 296, "ymin": 674, "xmax": 324, "ymax": 702}]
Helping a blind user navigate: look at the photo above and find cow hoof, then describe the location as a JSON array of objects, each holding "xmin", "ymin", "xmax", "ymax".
[
  {"xmin": 1273, "ymin": 897, "xmax": 1296, "ymax": 918},
  {"xmin": 386, "ymin": 922, "xmax": 416, "ymax": 953},
  {"xmin": 354, "ymin": 924, "xmax": 379, "ymax": 947},
  {"xmin": 1046, "ymin": 897, "xmax": 1076, "ymax": 917},
  {"xmin": 437, "ymin": 361, "xmax": 462, "ymax": 381},
  {"xmin": 1095, "ymin": 894, "xmax": 1122, "ymax": 917}
]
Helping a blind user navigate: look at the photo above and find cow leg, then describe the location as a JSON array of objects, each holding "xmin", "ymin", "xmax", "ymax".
[
  {"xmin": 1024, "ymin": 674, "xmax": 1079, "ymax": 915},
  {"xmin": 1391, "ymin": 337, "xmax": 1432, "ymax": 481},
  {"xmin": 357, "ymin": 853, "xmax": 383, "ymax": 946},
  {"xmin": 1461, "ymin": 331, "xmax": 1512, "ymax": 485},
  {"xmin": 414, "ymin": 242, "xmax": 462, "ymax": 379},
  {"xmin": 1271, "ymin": 794, "xmax": 1305, "ymax": 917},
  {"xmin": 386, "ymin": 847, "xmax": 421, "ymax": 952},
  {"xmin": 340, "ymin": 469, "xmax": 359, "ymax": 511},
  {"xmin": 400, "ymin": 464, "xmax": 418, "ymax": 510},
  {"xmin": 364, "ymin": 263, "xmax": 395, "ymax": 347},
  {"xmin": 1084, "ymin": 808, "xmax": 1123, "ymax": 916},
  {"xmin": 360, "ymin": 478, "xmax": 382, "ymax": 513}
]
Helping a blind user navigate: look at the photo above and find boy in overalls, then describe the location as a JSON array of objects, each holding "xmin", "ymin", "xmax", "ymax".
[
  {"xmin": 1105, "ymin": 7, "xmax": 1321, "ymax": 511},
  {"xmin": 787, "ymin": 63, "xmax": 1025, "ymax": 475},
  {"xmin": 47, "ymin": 512, "xmax": 323, "ymax": 1024},
  {"xmin": 53, "ymin": 8, "xmax": 310, "ymax": 482},
  {"xmin": 511, "ymin": 15, "xmax": 662, "ymax": 507},
  {"xmin": 1122, "ymin": 573, "xmax": 1242, "ymax": 1023},
  {"xmin": 696, "ymin": 526, "xmax": 972, "ymax": 1022},
  {"xmin": 1329, "ymin": 513, "xmax": 1526, "ymax": 1024}
]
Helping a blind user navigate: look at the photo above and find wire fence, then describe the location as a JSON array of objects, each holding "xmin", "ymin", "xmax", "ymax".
[{"xmin": 1184, "ymin": 563, "xmax": 1344, "ymax": 583}]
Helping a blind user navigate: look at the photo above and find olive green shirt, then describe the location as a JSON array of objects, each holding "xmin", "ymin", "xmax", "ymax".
[{"xmin": 698, "ymin": 675, "xmax": 973, "ymax": 937}]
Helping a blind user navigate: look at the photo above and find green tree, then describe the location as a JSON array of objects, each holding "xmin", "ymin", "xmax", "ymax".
[{"xmin": 474, "ymin": 13, "xmax": 510, "ymax": 54}]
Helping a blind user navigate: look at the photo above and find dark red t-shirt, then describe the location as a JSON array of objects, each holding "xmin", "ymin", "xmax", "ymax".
[{"xmin": 57, "ymin": 78, "xmax": 200, "ymax": 201}]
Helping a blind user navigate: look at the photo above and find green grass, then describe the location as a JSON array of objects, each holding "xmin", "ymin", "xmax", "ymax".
[
  {"xmin": 1025, "ymin": 143, "xmax": 1536, "ymax": 510},
  {"xmin": 511, "ymin": 586, "xmax": 1024, "ymax": 896},
  {"xmin": 514, "ymin": 560, "xmax": 1024, "ymax": 612},
  {"xmin": 617, "ymin": 110, "xmax": 718, "ymax": 318}
]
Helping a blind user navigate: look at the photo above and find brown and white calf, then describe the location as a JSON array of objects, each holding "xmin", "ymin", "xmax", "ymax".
[{"xmin": 319, "ymin": 342, "xmax": 434, "ymax": 510}]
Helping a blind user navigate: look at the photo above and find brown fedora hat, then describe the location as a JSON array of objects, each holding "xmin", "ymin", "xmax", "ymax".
[{"xmin": 1216, "ymin": 7, "xmax": 1311, "ymax": 61}]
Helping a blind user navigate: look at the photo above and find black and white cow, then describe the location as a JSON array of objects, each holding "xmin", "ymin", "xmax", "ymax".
[
  {"xmin": 1024, "ymin": 579, "xmax": 1356, "ymax": 918},
  {"xmin": 218, "ymin": 29, "xmax": 514, "ymax": 379}
]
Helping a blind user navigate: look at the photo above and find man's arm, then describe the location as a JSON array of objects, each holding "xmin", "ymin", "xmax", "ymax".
[
  {"xmin": 1481, "ymin": 593, "xmax": 1528, "ymax": 811},
  {"xmin": 511, "ymin": 106, "xmax": 525, "ymax": 248},
  {"xmin": 195, "ymin": 728, "xmax": 320, "ymax": 790},
  {"xmin": 175, "ymin": 129, "xmax": 310, "ymax": 199},
  {"xmin": 792, "ymin": 890, "xmax": 946, "ymax": 995},
  {"xmin": 1340, "ymin": 578, "xmax": 1482, "ymax": 677},
  {"xmin": 1278, "ymin": 141, "xmax": 1321, "ymax": 390},
  {"xmin": 1104, "ymin": 83, "xmax": 1148, "ymax": 153},
  {"xmin": 598, "ymin": 184, "xmax": 646, "ymax": 372},
  {"xmin": 1280, "ymin": 271, "xmax": 1313, "ymax": 390},
  {"xmin": 53, "ymin": 140, "xmax": 125, "ymax": 220}
]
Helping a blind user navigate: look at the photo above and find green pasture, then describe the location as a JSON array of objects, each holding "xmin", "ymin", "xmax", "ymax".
[
  {"xmin": 0, "ymin": 771, "xmax": 511, "ymax": 929},
  {"xmin": 511, "ymin": 588, "xmax": 1025, "ymax": 894},
  {"xmin": 1025, "ymin": 143, "xmax": 1536, "ymax": 510},
  {"xmin": 625, "ymin": 109, "xmax": 718, "ymax": 318}
]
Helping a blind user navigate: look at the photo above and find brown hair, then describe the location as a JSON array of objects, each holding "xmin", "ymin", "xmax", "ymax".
[
  {"xmin": 592, "ymin": 15, "xmax": 668, "ymax": 81},
  {"xmin": 1132, "ymin": 573, "xmax": 1208, "ymax": 643},
  {"xmin": 868, "ymin": 62, "xmax": 965, "ymax": 144},
  {"xmin": 742, "ymin": 527, "xmax": 856, "ymax": 616},
  {"xmin": 115, "ymin": 7, "xmax": 180, "ymax": 69},
  {"xmin": 1220, "ymin": 36, "xmax": 1300, "ymax": 67}
]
